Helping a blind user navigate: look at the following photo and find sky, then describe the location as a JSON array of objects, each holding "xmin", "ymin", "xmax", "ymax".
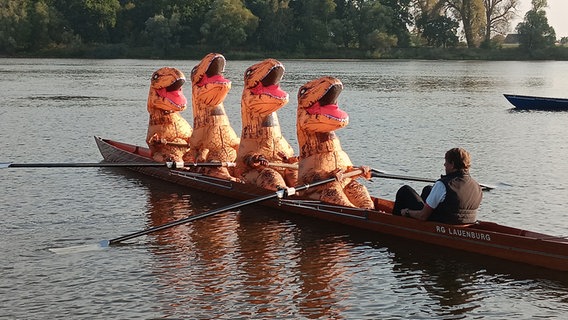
[{"xmin": 514, "ymin": 0, "xmax": 568, "ymax": 38}]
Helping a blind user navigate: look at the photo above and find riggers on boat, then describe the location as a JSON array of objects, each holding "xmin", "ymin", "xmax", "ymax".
[{"xmin": 95, "ymin": 136, "xmax": 568, "ymax": 272}]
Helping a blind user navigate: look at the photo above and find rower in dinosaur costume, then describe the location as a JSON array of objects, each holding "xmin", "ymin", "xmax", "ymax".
[
  {"xmin": 236, "ymin": 59, "xmax": 298, "ymax": 190},
  {"xmin": 189, "ymin": 53, "xmax": 240, "ymax": 180},
  {"xmin": 146, "ymin": 67, "xmax": 193, "ymax": 162},
  {"xmin": 296, "ymin": 76, "xmax": 374, "ymax": 209}
]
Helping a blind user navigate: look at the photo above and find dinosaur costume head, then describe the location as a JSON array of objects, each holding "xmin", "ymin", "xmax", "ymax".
[
  {"xmin": 145, "ymin": 67, "xmax": 192, "ymax": 162},
  {"xmin": 242, "ymin": 58, "xmax": 289, "ymax": 115},
  {"xmin": 147, "ymin": 67, "xmax": 188, "ymax": 112},
  {"xmin": 297, "ymin": 76, "xmax": 349, "ymax": 134},
  {"xmin": 191, "ymin": 53, "xmax": 231, "ymax": 107},
  {"xmin": 297, "ymin": 76, "xmax": 349, "ymax": 160}
]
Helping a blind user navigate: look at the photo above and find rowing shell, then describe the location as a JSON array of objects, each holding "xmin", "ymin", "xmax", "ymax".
[{"xmin": 95, "ymin": 136, "xmax": 568, "ymax": 272}]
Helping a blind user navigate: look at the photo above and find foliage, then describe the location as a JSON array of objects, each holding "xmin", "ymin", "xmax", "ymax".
[
  {"xmin": 201, "ymin": 0, "xmax": 258, "ymax": 50},
  {"xmin": 416, "ymin": 14, "xmax": 459, "ymax": 47},
  {"xmin": 446, "ymin": 0, "xmax": 486, "ymax": 48},
  {"xmin": 0, "ymin": 0, "xmax": 563, "ymax": 59},
  {"xmin": 516, "ymin": 0, "xmax": 556, "ymax": 50}
]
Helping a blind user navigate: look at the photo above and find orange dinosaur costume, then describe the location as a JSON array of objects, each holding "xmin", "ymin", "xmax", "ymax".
[
  {"xmin": 236, "ymin": 59, "xmax": 298, "ymax": 190},
  {"xmin": 296, "ymin": 76, "xmax": 374, "ymax": 209},
  {"xmin": 189, "ymin": 53, "xmax": 240, "ymax": 180},
  {"xmin": 146, "ymin": 67, "xmax": 193, "ymax": 162}
]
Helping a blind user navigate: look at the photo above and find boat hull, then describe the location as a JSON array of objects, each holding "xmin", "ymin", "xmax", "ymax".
[
  {"xmin": 504, "ymin": 94, "xmax": 568, "ymax": 111},
  {"xmin": 95, "ymin": 136, "xmax": 568, "ymax": 271}
]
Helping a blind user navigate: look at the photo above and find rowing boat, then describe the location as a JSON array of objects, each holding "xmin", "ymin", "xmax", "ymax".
[
  {"xmin": 94, "ymin": 136, "xmax": 568, "ymax": 272},
  {"xmin": 504, "ymin": 94, "xmax": 568, "ymax": 111}
]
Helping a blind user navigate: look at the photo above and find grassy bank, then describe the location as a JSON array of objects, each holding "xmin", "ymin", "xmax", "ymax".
[{"xmin": 6, "ymin": 44, "xmax": 568, "ymax": 61}]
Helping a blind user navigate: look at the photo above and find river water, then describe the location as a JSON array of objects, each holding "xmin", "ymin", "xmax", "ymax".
[{"xmin": 1, "ymin": 58, "xmax": 568, "ymax": 319}]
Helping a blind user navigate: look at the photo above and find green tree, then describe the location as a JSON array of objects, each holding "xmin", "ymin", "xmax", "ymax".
[
  {"xmin": 53, "ymin": 0, "xmax": 120, "ymax": 43},
  {"xmin": 380, "ymin": 0, "xmax": 412, "ymax": 48},
  {"xmin": 367, "ymin": 29, "xmax": 398, "ymax": 54},
  {"xmin": 417, "ymin": 14, "xmax": 459, "ymax": 47},
  {"xmin": 330, "ymin": 0, "xmax": 355, "ymax": 48},
  {"xmin": 516, "ymin": 0, "xmax": 555, "ymax": 50},
  {"xmin": 289, "ymin": 0, "xmax": 337, "ymax": 52},
  {"xmin": 200, "ymin": 0, "xmax": 258, "ymax": 50},
  {"xmin": 143, "ymin": 12, "xmax": 181, "ymax": 57},
  {"xmin": 339, "ymin": 0, "xmax": 410, "ymax": 51},
  {"xmin": 28, "ymin": 0, "xmax": 74, "ymax": 50},
  {"xmin": 0, "ymin": 0, "xmax": 32, "ymax": 53},
  {"xmin": 245, "ymin": 0, "xmax": 293, "ymax": 51}
]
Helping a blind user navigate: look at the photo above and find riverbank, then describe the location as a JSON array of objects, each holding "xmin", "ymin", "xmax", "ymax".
[{"xmin": 5, "ymin": 44, "xmax": 568, "ymax": 61}]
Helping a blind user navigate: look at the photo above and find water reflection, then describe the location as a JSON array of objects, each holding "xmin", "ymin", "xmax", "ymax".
[
  {"xmin": 141, "ymin": 181, "xmax": 356, "ymax": 318},
  {"xmin": 356, "ymin": 231, "xmax": 568, "ymax": 318}
]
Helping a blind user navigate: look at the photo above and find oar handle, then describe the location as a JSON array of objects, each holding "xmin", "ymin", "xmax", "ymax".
[{"xmin": 268, "ymin": 162, "xmax": 298, "ymax": 169}]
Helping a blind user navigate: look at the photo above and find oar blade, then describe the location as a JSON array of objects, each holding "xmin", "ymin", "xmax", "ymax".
[
  {"xmin": 48, "ymin": 241, "xmax": 109, "ymax": 254},
  {"xmin": 0, "ymin": 162, "xmax": 12, "ymax": 168}
]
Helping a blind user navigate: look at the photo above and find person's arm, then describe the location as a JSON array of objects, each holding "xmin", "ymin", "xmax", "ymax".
[
  {"xmin": 402, "ymin": 205, "xmax": 433, "ymax": 221},
  {"xmin": 402, "ymin": 181, "xmax": 446, "ymax": 221}
]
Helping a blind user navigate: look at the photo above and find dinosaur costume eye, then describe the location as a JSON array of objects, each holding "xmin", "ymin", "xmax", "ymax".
[
  {"xmin": 152, "ymin": 73, "xmax": 159, "ymax": 80},
  {"xmin": 299, "ymin": 88, "xmax": 307, "ymax": 96}
]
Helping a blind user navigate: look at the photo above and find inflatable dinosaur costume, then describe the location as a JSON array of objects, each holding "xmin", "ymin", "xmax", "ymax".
[
  {"xmin": 189, "ymin": 53, "xmax": 240, "ymax": 180},
  {"xmin": 236, "ymin": 59, "xmax": 298, "ymax": 190},
  {"xmin": 146, "ymin": 67, "xmax": 193, "ymax": 162},
  {"xmin": 296, "ymin": 76, "xmax": 374, "ymax": 209}
]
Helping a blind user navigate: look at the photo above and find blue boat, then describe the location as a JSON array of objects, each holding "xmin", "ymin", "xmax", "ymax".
[{"xmin": 504, "ymin": 94, "xmax": 568, "ymax": 111}]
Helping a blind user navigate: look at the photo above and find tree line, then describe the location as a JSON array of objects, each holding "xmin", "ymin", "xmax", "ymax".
[{"xmin": 0, "ymin": 0, "xmax": 563, "ymax": 59}]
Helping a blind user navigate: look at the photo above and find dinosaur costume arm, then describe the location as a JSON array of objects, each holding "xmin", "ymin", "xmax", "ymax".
[
  {"xmin": 195, "ymin": 148, "xmax": 210, "ymax": 162},
  {"xmin": 277, "ymin": 151, "xmax": 299, "ymax": 164},
  {"xmin": 243, "ymin": 153, "xmax": 269, "ymax": 168}
]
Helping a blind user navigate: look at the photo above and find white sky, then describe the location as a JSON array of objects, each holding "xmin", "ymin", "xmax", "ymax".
[{"xmin": 514, "ymin": 0, "xmax": 568, "ymax": 38}]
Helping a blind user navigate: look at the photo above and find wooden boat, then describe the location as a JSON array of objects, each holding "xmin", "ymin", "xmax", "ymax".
[
  {"xmin": 504, "ymin": 94, "xmax": 568, "ymax": 111},
  {"xmin": 95, "ymin": 136, "xmax": 568, "ymax": 272}
]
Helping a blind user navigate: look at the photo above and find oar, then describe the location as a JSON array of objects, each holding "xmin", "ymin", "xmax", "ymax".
[
  {"xmin": 370, "ymin": 168, "xmax": 495, "ymax": 191},
  {"xmin": 0, "ymin": 161, "xmax": 236, "ymax": 169},
  {"xmin": 49, "ymin": 169, "xmax": 363, "ymax": 253},
  {"xmin": 1, "ymin": 161, "xmax": 297, "ymax": 169}
]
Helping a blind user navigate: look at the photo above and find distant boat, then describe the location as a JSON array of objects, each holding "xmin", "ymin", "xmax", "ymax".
[{"xmin": 504, "ymin": 94, "xmax": 568, "ymax": 111}]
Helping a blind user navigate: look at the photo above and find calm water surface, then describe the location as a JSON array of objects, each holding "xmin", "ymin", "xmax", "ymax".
[{"xmin": 1, "ymin": 58, "xmax": 568, "ymax": 319}]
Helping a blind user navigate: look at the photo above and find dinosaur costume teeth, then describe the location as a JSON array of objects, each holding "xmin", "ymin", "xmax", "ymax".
[
  {"xmin": 296, "ymin": 76, "xmax": 374, "ymax": 209},
  {"xmin": 236, "ymin": 59, "xmax": 298, "ymax": 190},
  {"xmin": 189, "ymin": 53, "xmax": 240, "ymax": 181},
  {"xmin": 146, "ymin": 67, "xmax": 193, "ymax": 162}
]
